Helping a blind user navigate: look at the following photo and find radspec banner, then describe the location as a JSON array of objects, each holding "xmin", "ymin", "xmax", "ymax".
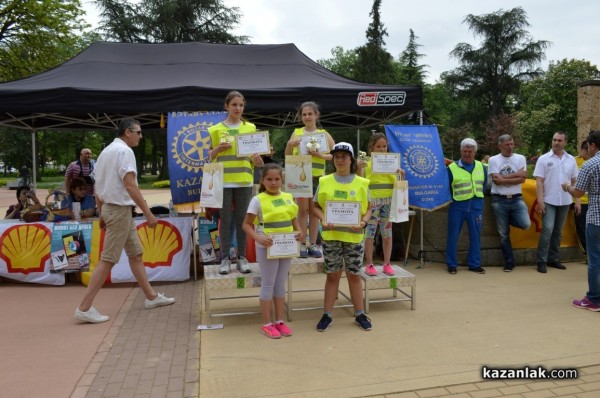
[
  {"xmin": 167, "ymin": 111, "xmax": 227, "ymax": 211},
  {"xmin": 385, "ymin": 125, "xmax": 452, "ymax": 210}
]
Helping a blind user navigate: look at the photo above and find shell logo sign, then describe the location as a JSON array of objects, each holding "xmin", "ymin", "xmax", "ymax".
[
  {"xmin": 0, "ymin": 224, "xmax": 52, "ymax": 274},
  {"xmin": 137, "ymin": 220, "xmax": 183, "ymax": 267}
]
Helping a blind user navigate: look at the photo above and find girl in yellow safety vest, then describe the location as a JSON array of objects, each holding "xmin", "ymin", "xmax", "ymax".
[
  {"xmin": 313, "ymin": 142, "xmax": 373, "ymax": 332},
  {"xmin": 242, "ymin": 163, "xmax": 304, "ymax": 339},
  {"xmin": 285, "ymin": 101, "xmax": 335, "ymax": 258},
  {"xmin": 357, "ymin": 133, "xmax": 405, "ymax": 277},
  {"xmin": 208, "ymin": 91, "xmax": 265, "ymax": 275}
]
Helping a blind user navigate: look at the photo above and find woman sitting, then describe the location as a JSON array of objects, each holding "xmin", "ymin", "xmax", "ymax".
[
  {"xmin": 5, "ymin": 186, "xmax": 41, "ymax": 219},
  {"xmin": 61, "ymin": 177, "xmax": 96, "ymax": 219}
]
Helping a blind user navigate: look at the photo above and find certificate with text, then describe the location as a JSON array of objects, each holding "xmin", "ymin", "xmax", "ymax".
[
  {"xmin": 299, "ymin": 133, "xmax": 330, "ymax": 155},
  {"xmin": 267, "ymin": 233, "xmax": 300, "ymax": 259},
  {"xmin": 372, "ymin": 152, "xmax": 401, "ymax": 174},
  {"xmin": 236, "ymin": 131, "xmax": 270, "ymax": 157},
  {"xmin": 324, "ymin": 201, "xmax": 361, "ymax": 226}
]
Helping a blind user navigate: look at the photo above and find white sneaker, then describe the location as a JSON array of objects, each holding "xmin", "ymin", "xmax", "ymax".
[
  {"xmin": 144, "ymin": 293, "xmax": 176, "ymax": 309},
  {"xmin": 74, "ymin": 306, "xmax": 109, "ymax": 323},
  {"xmin": 218, "ymin": 258, "xmax": 231, "ymax": 275}
]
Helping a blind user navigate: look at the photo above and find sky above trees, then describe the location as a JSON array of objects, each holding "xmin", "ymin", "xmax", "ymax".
[{"xmin": 87, "ymin": 0, "xmax": 596, "ymax": 84}]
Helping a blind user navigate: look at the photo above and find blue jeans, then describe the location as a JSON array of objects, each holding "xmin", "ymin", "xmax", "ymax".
[
  {"xmin": 490, "ymin": 196, "xmax": 531, "ymax": 267},
  {"xmin": 536, "ymin": 203, "xmax": 570, "ymax": 265},
  {"xmin": 446, "ymin": 204, "xmax": 482, "ymax": 269},
  {"xmin": 586, "ymin": 224, "xmax": 600, "ymax": 304}
]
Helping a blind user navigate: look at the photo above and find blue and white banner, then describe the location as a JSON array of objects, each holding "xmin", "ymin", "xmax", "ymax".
[
  {"xmin": 167, "ymin": 112, "xmax": 227, "ymax": 210},
  {"xmin": 385, "ymin": 125, "xmax": 451, "ymax": 210}
]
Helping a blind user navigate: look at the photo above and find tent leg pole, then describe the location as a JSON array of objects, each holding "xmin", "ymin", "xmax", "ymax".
[
  {"xmin": 32, "ymin": 130, "xmax": 37, "ymax": 190},
  {"xmin": 417, "ymin": 209, "xmax": 425, "ymax": 269}
]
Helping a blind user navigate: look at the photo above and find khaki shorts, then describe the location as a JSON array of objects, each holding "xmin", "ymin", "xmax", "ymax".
[{"xmin": 100, "ymin": 203, "xmax": 143, "ymax": 264}]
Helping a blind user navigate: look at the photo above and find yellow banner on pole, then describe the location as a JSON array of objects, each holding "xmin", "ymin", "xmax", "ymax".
[{"xmin": 510, "ymin": 179, "xmax": 577, "ymax": 249}]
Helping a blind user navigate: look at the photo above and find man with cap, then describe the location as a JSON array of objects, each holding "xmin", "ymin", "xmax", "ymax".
[{"xmin": 313, "ymin": 142, "xmax": 373, "ymax": 332}]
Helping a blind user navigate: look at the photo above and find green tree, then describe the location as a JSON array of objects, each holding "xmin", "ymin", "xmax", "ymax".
[
  {"xmin": 94, "ymin": 0, "xmax": 247, "ymax": 180},
  {"xmin": 94, "ymin": 0, "xmax": 247, "ymax": 44},
  {"xmin": 317, "ymin": 46, "xmax": 358, "ymax": 79},
  {"xmin": 444, "ymin": 7, "xmax": 549, "ymax": 132},
  {"xmin": 397, "ymin": 29, "xmax": 428, "ymax": 85},
  {"xmin": 0, "ymin": 0, "xmax": 91, "ymax": 81},
  {"xmin": 353, "ymin": 0, "xmax": 397, "ymax": 84},
  {"xmin": 516, "ymin": 58, "xmax": 599, "ymax": 151}
]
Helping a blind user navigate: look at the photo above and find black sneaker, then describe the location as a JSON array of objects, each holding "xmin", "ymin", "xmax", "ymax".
[
  {"xmin": 355, "ymin": 314, "xmax": 372, "ymax": 331},
  {"xmin": 316, "ymin": 314, "xmax": 332, "ymax": 332},
  {"xmin": 503, "ymin": 264, "xmax": 514, "ymax": 272},
  {"xmin": 548, "ymin": 262, "xmax": 566, "ymax": 270},
  {"xmin": 447, "ymin": 267, "xmax": 457, "ymax": 275},
  {"xmin": 537, "ymin": 263, "xmax": 547, "ymax": 273}
]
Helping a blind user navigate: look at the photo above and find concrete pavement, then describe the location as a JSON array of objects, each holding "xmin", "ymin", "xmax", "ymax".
[
  {"xmin": 1, "ymin": 187, "xmax": 600, "ymax": 397},
  {"xmin": 2, "ymin": 259, "xmax": 600, "ymax": 397}
]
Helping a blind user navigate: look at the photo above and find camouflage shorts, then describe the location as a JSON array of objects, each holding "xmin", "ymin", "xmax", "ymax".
[
  {"xmin": 322, "ymin": 240, "xmax": 365, "ymax": 274},
  {"xmin": 365, "ymin": 202, "xmax": 392, "ymax": 239}
]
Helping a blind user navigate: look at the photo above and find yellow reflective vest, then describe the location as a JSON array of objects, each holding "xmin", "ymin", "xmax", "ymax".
[
  {"xmin": 317, "ymin": 174, "xmax": 369, "ymax": 243},
  {"xmin": 208, "ymin": 121, "xmax": 256, "ymax": 186},
  {"xmin": 257, "ymin": 192, "xmax": 298, "ymax": 235},
  {"xmin": 365, "ymin": 159, "xmax": 396, "ymax": 199},
  {"xmin": 291, "ymin": 128, "xmax": 328, "ymax": 177},
  {"xmin": 448, "ymin": 161, "xmax": 485, "ymax": 201}
]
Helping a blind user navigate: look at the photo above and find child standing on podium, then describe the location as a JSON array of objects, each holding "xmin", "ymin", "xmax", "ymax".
[
  {"xmin": 357, "ymin": 133, "xmax": 404, "ymax": 277},
  {"xmin": 242, "ymin": 163, "xmax": 305, "ymax": 339}
]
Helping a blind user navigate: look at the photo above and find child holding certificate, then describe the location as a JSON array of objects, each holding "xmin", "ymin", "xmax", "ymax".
[
  {"xmin": 285, "ymin": 101, "xmax": 335, "ymax": 258},
  {"xmin": 357, "ymin": 133, "xmax": 404, "ymax": 277},
  {"xmin": 243, "ymin": 164, "xmax": 304, "ymax": 339},
  {"xmin": 208, "ymin": 91, "xmax": 264, "ymax": 275},
  {"xmin": 313, "ymin": 142, "xmax": 373, "ymax": 332}
]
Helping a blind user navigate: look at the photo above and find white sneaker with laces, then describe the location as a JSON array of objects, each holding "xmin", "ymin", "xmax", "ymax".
[
  {"xmin": 144, "ymin": 293, "xmax": 176, "ymax": 309},
  {"xmin": 74, "ymin": 306, "xmax": 110, "ymax": 323}
]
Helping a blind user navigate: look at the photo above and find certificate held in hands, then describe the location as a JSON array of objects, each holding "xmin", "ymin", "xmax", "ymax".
[
  {"xmin": 324, "ymin": 201, "xmax": 361, "ymax": 226},
  {"xmin": 371, "ymin": 152, "xmax": 401, "ymax": 174},
  {"xmin": 236, "ymin": 131, "xmax": 270, "ymax": 157},
  {"xmin": 267, "ymin": 233, "xmax": 300, "ymax": 259}
]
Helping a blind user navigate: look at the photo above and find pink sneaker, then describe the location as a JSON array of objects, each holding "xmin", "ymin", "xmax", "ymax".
[
  {"xmin": 383, "ymin": 263, "xmax": 395, "ymax": 276},
  {"xmin": 261, "ymin": 324, "xmax": 281, "ymax": 339},
  {"xmin": 365, "ymin": 264, "xmax": 377, "ymax": 276},
  {"xmin": 572, "ymin": 297, "xmax": 600, "ymax": 311},
  {"xmin": 274, "ymin": 322, "xmax": 293, "ymax": 336}
]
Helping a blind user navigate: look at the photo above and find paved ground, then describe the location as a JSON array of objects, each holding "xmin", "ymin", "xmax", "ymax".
[
  {"xmin": 3, "ymin": 260, "xmax": 600, "ymax": 398},
  {"xmin": 2, "ymin": 187, "xmax": 600, "ymax": 397}
]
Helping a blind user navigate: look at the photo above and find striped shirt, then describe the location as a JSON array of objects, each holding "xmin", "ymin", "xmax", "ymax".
[{"xmin": 575, "ymin": 152, "xmax": 600, "ymax": 226}]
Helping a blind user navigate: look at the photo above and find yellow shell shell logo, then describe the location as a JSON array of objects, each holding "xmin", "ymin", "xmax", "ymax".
[
  {"xmin": 137, "ymin": 220, "xmax": 183, "ymax": 267},
  {"xmin": 0, "ymin": 224, "xmax": 51, "ymax": 274}
]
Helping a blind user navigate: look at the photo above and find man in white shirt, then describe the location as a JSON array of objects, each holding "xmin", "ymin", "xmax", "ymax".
[
  {"xmin": 488, "ymin": 135, "xmax": 531, "ymax": 272},
  {"xmin": 533, "ymin": 131, "xmax": 579, "ymax": 273},
  {"xmin": 74, "ymin": 119, "xmax": 175, "ymax": 324}
]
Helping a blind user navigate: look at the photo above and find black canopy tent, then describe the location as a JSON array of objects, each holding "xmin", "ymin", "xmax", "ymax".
[{"xmin": 0, "ymin": 41, "xmax": 422, "ymax": 130}]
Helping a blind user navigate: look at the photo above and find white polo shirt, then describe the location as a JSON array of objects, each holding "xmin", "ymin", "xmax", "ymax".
[
  {"xmin": 93, "ymin": 138, "xmax": 137, "ymax": 206},
  {"xmin": 533, "ymin": 150, "xmax": 578, "ymax": 206},
  {"xmin": 488, "ymin": 153, "xmax": 527, "ymax": 195}
]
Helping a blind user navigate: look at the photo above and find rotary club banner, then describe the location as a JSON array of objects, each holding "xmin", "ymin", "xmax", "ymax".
[
  {"xmin": 167, "ymin": 111, "xmax": 227, "ymax": 212},
  {"xmin": 385, "ymin": 125, "xmax": 452, "ymax": 210}
]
